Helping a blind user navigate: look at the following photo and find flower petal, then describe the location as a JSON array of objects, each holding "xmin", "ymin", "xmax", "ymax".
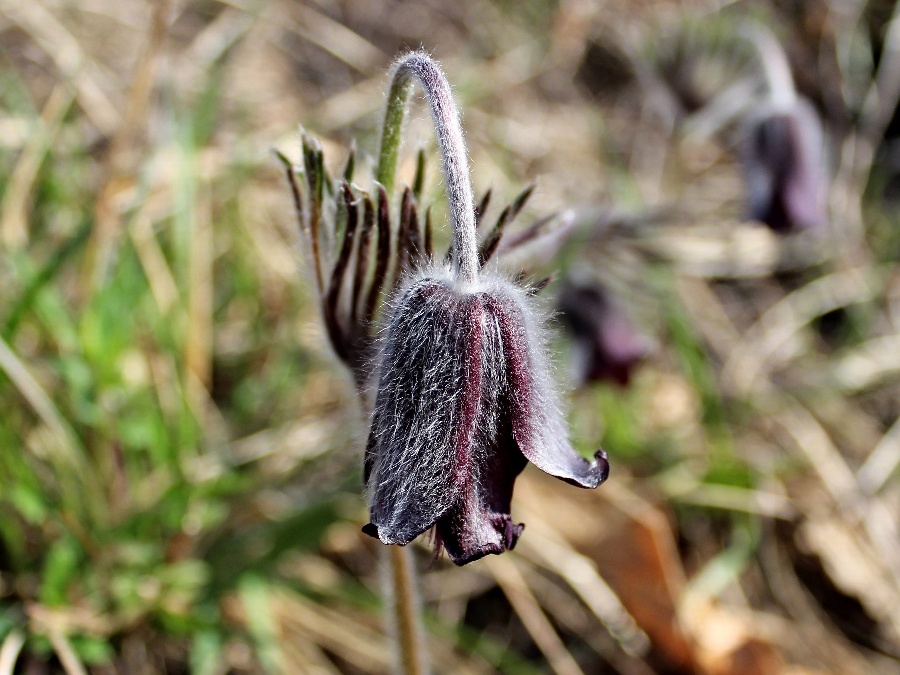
[
  {"xmin": 435, "ymin": 305, "xmax": 528, "ymax": 565},
  {"xmin": 485, "ymin": 282, "xmax": 609, "ymax": 488},
  {"xmin": 364, "ymin": 277, "xmax": 486, "ymax": 545},
  {"xmin": 435, "ymin": 440, "xmax": 526, "ymax": 565}
]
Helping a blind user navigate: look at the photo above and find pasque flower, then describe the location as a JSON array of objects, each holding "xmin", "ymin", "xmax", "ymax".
[
  {"xmin": 360, "ymin": 53, "xmax": 608, "ymax": 565},
  {"xmin": 557, "ymin": 275, "xmax": 649, "ymax": 386},
  {"xmin": 738, "ymin": 25, "xmax": 828, "ymax": 233},
  {"xmin": 740, "ymin": 99, "xmax": 826, "ymax": 233}
]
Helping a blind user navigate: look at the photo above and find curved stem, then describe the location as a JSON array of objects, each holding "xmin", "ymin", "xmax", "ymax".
[
  {"xmin": 738, "ymin": 23, "xmax": 796, "ymax": 109},
  {"xmin": 377, "ymin": 52, "xmax": 479, "ymax": 285}
]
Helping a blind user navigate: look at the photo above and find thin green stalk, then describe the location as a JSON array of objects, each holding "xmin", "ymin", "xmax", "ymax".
[{"xmin": 377, "ymin": 75, "xmax": 414, "ymax": 197}]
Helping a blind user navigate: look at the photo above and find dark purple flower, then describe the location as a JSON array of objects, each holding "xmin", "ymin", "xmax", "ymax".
[
  {"xmin": 362, "ymin": 270, "xmax": 608, "ymax": 565},
  {"xmin": 739, "ymin": 99, "xmax": 828, "ymax": 233},
  {"xmin": 557, "ymin": 277, "xmax": 649, "ymax": 386}
]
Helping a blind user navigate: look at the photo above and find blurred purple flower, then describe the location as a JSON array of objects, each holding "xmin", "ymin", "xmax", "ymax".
[
  {"xmin": 739, "ymin": 99, "xmax": 828, "ymax": 233},
  {"xmin": 558, "ymin": 277, "xmax": 649, "ymax": 386},
  {"xmin": 362, "ymin": 271, "xmax": 608, "ymax": 565}
]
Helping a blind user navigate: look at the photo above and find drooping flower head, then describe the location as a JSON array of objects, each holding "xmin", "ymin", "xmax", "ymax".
[
  {"xmin": 737, "ymin": 24, "xmax": 828, "ymax": 233},
  {"xmin": 360, "ymin": 53, "xmax": 608, "ymax": 565},
  {"xmin": 740, "ymin": 99, "xmax": 826, "ymax": 233},
  {"xmin": 557, "ymin": 274, "xmax": 650, "ymax": 387}
]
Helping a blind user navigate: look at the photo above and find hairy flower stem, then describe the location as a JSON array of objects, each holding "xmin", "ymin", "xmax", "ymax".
[
  {"xmin": 739, "ymin": 23, "xmax": 796, "ymax": 109},
  {"xmin": 371, "ymin": 50, "xmax": 481, "ymax": 675},
  {"xmin": 385, "ymin": 546, "xmax": 428, "ymax": 675},
  {"xmin": 377, "ymin": 52, "xmax": 479, "ymax": 286},
  {"xmin": 376, "ymin": 74, "xmax": 409, "ymax": 197}
]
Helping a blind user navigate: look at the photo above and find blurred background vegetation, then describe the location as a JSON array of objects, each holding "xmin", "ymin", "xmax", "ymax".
[{"xmin": 2, "ymin": 0, "xmax": 900, "ymax": 672}]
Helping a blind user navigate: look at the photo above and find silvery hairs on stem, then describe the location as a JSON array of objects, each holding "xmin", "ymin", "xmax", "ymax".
[{"xmin": 360, "ymin": 52, "xmax": 609, "ymax": 566}]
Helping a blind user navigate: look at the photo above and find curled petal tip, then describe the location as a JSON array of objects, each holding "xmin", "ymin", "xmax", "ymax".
[
  {"xmin": 559, "ymin": 448, "xmax": 610, "ymax": 489},
  {"xmin": 593, "ymin": 449, "xmax": 610, "ymax": 485},
  {"xmin": 501, "ymin": 518, "xmax": 525, "ymax": 551}
]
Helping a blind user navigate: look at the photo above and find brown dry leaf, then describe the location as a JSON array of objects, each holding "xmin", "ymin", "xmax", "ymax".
[
  {"xmin": 516, "ymin": 470, "xmax": 696, "ymax": 671},
  {"xmin": 679, "ymin": 601, "xmax": 782, "ymax": 675},
  {"xmin": 517, "ymin": 471, "xmax": 827, "ymax": 674}
]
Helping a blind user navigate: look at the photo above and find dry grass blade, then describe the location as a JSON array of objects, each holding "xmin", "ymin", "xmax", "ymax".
[
  {"xmin": 130, "ymin": 208, "xmax": 179, "ymax": 315},
  {"xmin": 484, "ymin": 556, "xmax": 585, "ymax": 675},
  {"xmin": 309, "ymin": 76, "xmax": 386, "ymax": 132},
  {"xmin": 0, "ymin": 334, "xmax": 86, "ymax": 473},
  {"xmin": 267, "ymin": 592, "xmax": 392, "ymax": 672},
  {"xmin": 85, "ymin": 0, "xmax": 174, "ymax": 286},
  {"xmin": 638, "ymin": 224, "xmax": 829, "ymax": 278},
  {"xmin": 858, "ymin": 0, "xmax": 900, "ymax": 163},
  {"xmin": 721, "ymin": 267, "xmax": 878, "ymax": 396},
  {"xmin": 673, "ymin": 276, "xmax": 742, "ymax": 358},
  {"xmin": 858, "ymin": 416, "xmax": 900, "ymax": 495},
  {"xmin": 759, "ymin": 535, "xmax": 876, "ymax": 674},
  {"xmin": 776, "ymin": 402, "xmax": 900, "ymax": 640},
  {"xmin": 185, "ymin": 183, "xmax": 214, "ymax": 391},
  {"xmin": 0, "ymin": 84, "xmax": 73, "ymax": 247},
  {"xmin": 281, "ymin": 638, "xmax": 342, "ymax": 675},
  {"xmin": 660, "ymin": 471, "xmax": 796, "ymax": 520},
  {"xmin": 775, "ymin": 404, "xmax": 860, "ymax": 507},
  {"xmin": 0, "ymin": 0, "xmax": 120, "ymax": 134},
  {"xmin": 519, "ymin": 529, "xmax": 650, "ymax": 658},
  {"xmin": 0, "ymin": 630, "xmax": 25, "ymax": 675},
  {"xmin": 47, "ymin": 629, "xmax": 87, "ymax": 675},
  {"xmin": 832, "ymin": 335, "xmax": 900, "ymax": 393},
  {"xmin": 178, "ymin": 6, "xmax": 257, "ymax": 89},
  {"xmin": 278, "ymin": 1, "xmax": 385, "ymax": 73}
]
